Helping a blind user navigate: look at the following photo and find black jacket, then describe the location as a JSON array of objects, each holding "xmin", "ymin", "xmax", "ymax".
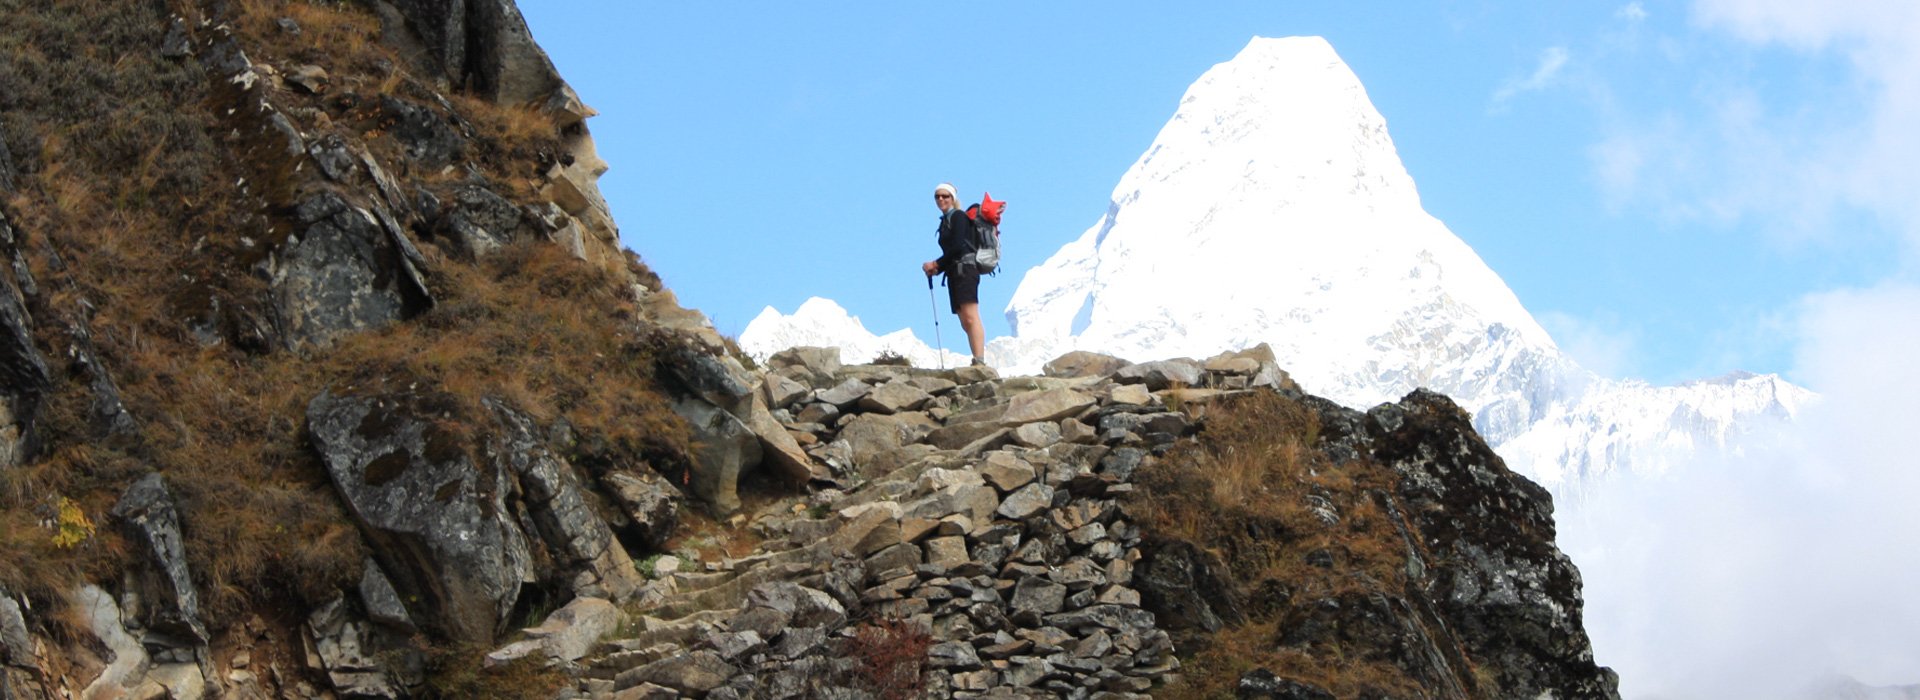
[{"xmin": 935, "ymin": 207, "xmax": 977, "ymax": 277}]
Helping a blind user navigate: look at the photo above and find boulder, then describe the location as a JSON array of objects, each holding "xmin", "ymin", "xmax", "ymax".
[
  {"xmin": 925, "ymin": 420, "xmax": 1006, "ymax": 450},
  {"xmin": 814, "ymin": 378, "xmax": 873, "ymax": 408},
  {"xmin": 1114, "ymin": 359, "xmax": 1205, "ymax": 390},
  {"xmin": 377, "ymin": 95, "xmax": 464, "ymax": 170},
  {"xmin": 1012, "ymin": 421, "xmax": 1062, "ymax": 449},
  {"xmin": 272, "ymin": 193, "xmax": 432, "ymax": 350},
  {"xmin": 1059, "ymin": 418, "xmax": 1099, "ymax": 444},
  {"xmin": 1108, "ymin": 384, "xmax": 1153, "ymax": 406},
  {"xmin": 385, "ymin": 0, "xmax": 564, "ymax": 104},
  {"xmin": 1043, "ymin": 351, "xmax": 1131, "ymax": 379},
  {"xmin": 832, "ymin": 412, "xmax": 932, "ymax": 471},
  {"xmin": 660, "ymin": 343, "xmax": 757, "ymax": 410},
  {"xmin": 1369, "ymin": 389, "xmax": 1620, "ymax": 697},
  {"xmin": 1010, "ymin": 577, "xmax": 1068, "ymax": 616},
  {"xmin": 307, "ymin": 390, "xmax": 532, "ymax": 643},
  {"xmin": 767, "ymin": 345, "xmax": 843, "ymax": 379},
  {"xmin": 619, "ymin": 649, "xmax": 737, "ymax": 696},
  {"xmin": 997, "ymin": 483, "xmax": 1056, "ymax": 521},
  {"xmin": 669, "ymin": 395, "xmax": 762, "ymax": 515},
  {"xmin": 602, "ymin": 469, "xmax": 681, "ymax": 552},
  {"xmin": 487, "ymin": 402, "xmax": 641, "ymax": 599},
  {"xmin": 109, "ymin": 473, "xmax": 208, "ymax": 646},
  {"xmin": 858, "ymin": 381, "xmax": 933, "ymax": 415},
  {"xmin": 978, "ymin": 451, "xmax": 1038, "ymax": 492},
  {"xmin": 75, "ymin": 585, "xmax": 146, "ymax": 699},
  {"xmin": 923, "ymin": 536, "xmax": 970, "ymax": 570},
  {"xmin": 746, "ymin": 582, "xmax": 846, "ymax": 628},
  {"xmin": 358, "ymin": 558, "xmax": 415, "ymax": 632},
  {"xmin": 950, "ymin": 364, "xmax": 998, "ymax": 385},
  {"xmin": 1000, "ymin": 388, "xmax": 1096, "ymax": 426},
  {"xmin": 762, "ymin": 373, "xmax": 810, "ymax": 410},
  {"xmin": 515, "ymin": 596, "xmax": 624, "ymax": 663},
  {"xmin": 740, "ymin": 392, "xmax": 822, "ymax": 483},
  {"xmin": 1135, "ymin": 539, "xmax": 1244, "ymax": 639},
  {"xmin": 0, "ymin": 592, "xmax": 30, "ymax": 666}
]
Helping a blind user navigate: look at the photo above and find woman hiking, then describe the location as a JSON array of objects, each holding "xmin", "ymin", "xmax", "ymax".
[{"xmin": 921, "ymin": 182, "xmax": 988, "ymax": 367}]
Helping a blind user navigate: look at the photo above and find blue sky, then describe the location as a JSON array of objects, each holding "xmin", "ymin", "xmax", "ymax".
[
  {"xmin": 518, "ymin": 2, "xmax": 1915, "ymax": 388},
  {"xmin": 517, "ymin": 4, "xmax": 1920, "ymax": 694}
]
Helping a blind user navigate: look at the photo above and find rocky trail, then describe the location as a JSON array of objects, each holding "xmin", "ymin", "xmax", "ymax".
[{"xmin": 487, "ymin": 346, "xmax": 1295, "ymax": 699}]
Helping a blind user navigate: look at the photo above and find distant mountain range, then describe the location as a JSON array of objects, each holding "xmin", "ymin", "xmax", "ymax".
[{"xmin": 742, "ymin": 36, "xmax": 1814, "ymax": 492}]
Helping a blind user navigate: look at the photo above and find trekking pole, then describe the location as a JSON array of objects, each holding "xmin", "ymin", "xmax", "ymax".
[{"xmin": 927, "ymin": 274, "xmax": 945, "ymax": 371}]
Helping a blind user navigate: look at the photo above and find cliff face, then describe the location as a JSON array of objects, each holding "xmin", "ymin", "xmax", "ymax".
[{"xmin": 0, "ymin": 2, "xmax": 1615, "ymax": 699}]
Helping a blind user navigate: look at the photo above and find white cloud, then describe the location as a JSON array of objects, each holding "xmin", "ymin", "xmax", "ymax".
[
  {"xmin": 1493, "ymin": 46, "xmax": 1571, "ymax": 105},
  {"xmin": 1563, "ymin": 282, "xmax": 1920, "ymax": 697},
  {"xmin": 1595, "ymin": 2, "xmax": 1920, "ymax": 257},
  {"xmin": 1618, "ymin": 2, "xmax": 1648, "ymax": 22}
]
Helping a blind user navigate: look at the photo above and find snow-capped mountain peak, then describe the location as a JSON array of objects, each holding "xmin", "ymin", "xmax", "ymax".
[{"xmin": 741, "ymin": 35, "xmax": 1814, "ymax": 490}]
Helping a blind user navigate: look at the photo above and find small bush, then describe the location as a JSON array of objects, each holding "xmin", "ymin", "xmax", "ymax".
[
  {"xmin": 844, "ymin": 617, "xmax": 933, "ymax": 700},
  {"xmin": 870, "ymin": 350, "xmax": 912, "ymax": 367}
]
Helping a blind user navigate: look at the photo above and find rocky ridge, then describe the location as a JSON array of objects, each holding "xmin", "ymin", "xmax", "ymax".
[{"xmin": 457, "ymin": 344, "xmax": 1612, "ymax": 699}]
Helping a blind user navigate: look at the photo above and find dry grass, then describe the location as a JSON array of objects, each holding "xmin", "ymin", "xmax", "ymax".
[
  {"xmin": 1152, "ymin": 618, "xmax": 1424, "ymax": 700},
  {"xmin": 1129, "ymin": 389, "xmax": 1430, "ymax": 695},
  {"xmin": 233, "ymin": 0, "xmax": 385, "ymax": 75},
  {"xmin": 421, "ymin": 644, "xmax": 568, "ymax": 700},
  {"xmin": 0, "ymin": 0, "xmax": 690, "ymax": 654}
]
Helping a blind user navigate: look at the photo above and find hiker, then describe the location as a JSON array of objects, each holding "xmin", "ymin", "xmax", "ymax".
[{"xmin": 922, "ymin": 182, "xmax": 988, "ymax": 366}]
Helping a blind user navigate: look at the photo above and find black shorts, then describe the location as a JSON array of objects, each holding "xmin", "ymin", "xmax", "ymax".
[{"xmin": 945, "ymin": 270, "xmax": 979, "ymax": 314}]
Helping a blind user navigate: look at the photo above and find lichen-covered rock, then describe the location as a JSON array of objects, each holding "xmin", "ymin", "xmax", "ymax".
[
  {"xmin": 1367, "ymin": 389, "xmax": 1620, "ymax": 698},
  {"xmin": 272, "ymin": 193, "xmax": 432, "ymax": 349},
  {"xmin": 486, "ymin": 401, "xmax": 642, "ymax": 599},
  {"xmin": 0, "ymin": 221, "xmax": 49, "ymax": 467},
  {"xmin": 443, "ymin": 183, "xmax": 528, "ymax": 257},
  {"xmin": 603, "ymin": 469, "xmax": 680, "ymax": 552},
  {"xmin": 109, "ymin": 473, "xmax": 209, "ymax": 646},
  {"xmin": 385, "ymin": 0, "xmax": 563, "ymax": 104},
  {"xmin": 307, "ymin": 390, "xmax": 531, "ymax": 643}
]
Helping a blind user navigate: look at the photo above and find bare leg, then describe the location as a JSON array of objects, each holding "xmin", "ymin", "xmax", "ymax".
[{"xmin": 957, "ymin": 302, "xmax": 986, "ymax": 365}]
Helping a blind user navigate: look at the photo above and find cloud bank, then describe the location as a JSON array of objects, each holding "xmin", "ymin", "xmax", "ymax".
[{"xmin": 1554, "ymin": 3, "xmax": 1920, "ymax": 696}]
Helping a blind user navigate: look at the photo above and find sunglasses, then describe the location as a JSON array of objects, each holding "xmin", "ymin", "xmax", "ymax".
[{"xmin": 935, "ymin": 193, "xmax": 953, "ymax": 200}]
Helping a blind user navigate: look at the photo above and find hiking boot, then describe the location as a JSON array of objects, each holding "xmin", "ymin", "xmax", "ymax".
[{"xmin": 970, "ymin": 358, "xmax": 988, "ymax": 368}]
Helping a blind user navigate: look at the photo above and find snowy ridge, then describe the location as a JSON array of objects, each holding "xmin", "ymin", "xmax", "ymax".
[
  {"xmin": 740, "ymin": 297, "xmax": 956, "ymax": 370},
  {"xmin": 741, "ymin": 36, "xmax": 1814, "ymax": 489}
]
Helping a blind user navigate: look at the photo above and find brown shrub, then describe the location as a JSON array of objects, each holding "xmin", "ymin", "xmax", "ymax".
[{"xmin": 844, "ymin": 617, "xmax": 933, "ymax": 700}]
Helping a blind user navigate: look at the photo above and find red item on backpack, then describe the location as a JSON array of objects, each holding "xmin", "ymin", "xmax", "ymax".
[{"xmin": 975, "ymin": 192, "xmax": 1005, "ymax": 226}]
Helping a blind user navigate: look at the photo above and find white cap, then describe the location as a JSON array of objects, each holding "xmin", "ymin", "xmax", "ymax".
[{"xmin": 935, "ymin": 183, "xmax": 958, "ymax": 198}]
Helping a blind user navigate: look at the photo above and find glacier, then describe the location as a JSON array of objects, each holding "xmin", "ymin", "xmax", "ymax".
[{"xmin": 740, "ymin": 36, "xmax": 1814, "ymax": 490}]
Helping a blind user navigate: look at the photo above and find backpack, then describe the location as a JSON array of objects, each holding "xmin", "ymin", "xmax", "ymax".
[{"xmin": 961, "ymin": 192, "xmax": 1005, "ymax": 275}]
